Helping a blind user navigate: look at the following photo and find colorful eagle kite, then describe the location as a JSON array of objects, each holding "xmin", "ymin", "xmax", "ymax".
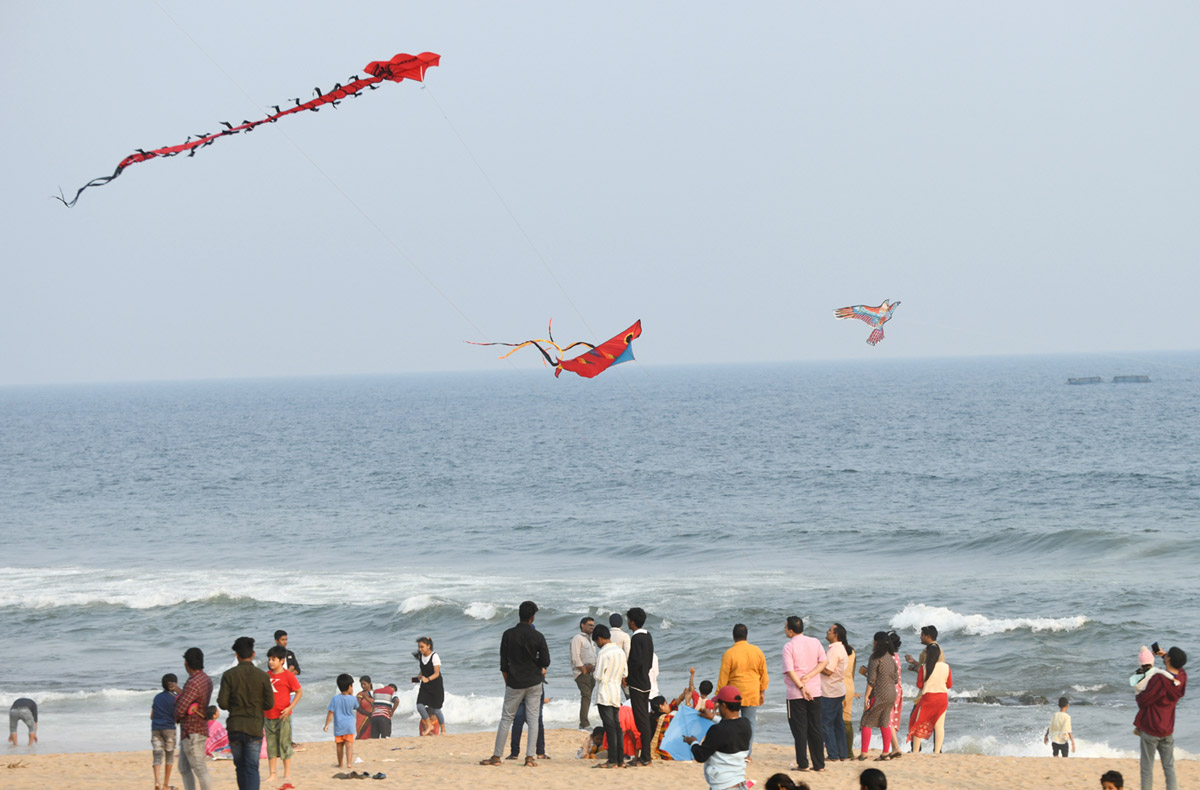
[
  {"xmin": 470, "ymin": 320, "xmax": 642, "ymax": 378},
  {"xmin": 834, "ymin": 300, "xmax": 900, "ymax": 345},
  {"xmin": 55, "ymin": 52, "xmax": 440, "ymax": 207}
]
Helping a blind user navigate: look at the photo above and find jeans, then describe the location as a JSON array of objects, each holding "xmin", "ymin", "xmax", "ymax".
[
  {"xmin": 510, "ymin": 699, "xmax": 545, "ymax": 756},
  {"xmin": 787, "ymin": 697, "xmax": 826, "ymax": 770},
  {"xmin": 416, "ymin": 704, "xmax": 445, "ymax": 727},
  {"xmin": 177, "ymin": 734, "xmax": 212, "ymax": 790},
  {"xmin": 493, "ymin": 684, "xmax": 542, "ymax": 758},
  {"xmin": 574, "ymin": 673, "xmax": 596, "ymax": 728},
  {"xmin": 1140, "ymin": 731, "xmax": 1177, "ymax": 790},
  {"xmin": 628, "ymin": 687, "xmax": 653, "ymax": 763},
  {"xmin": 822, "ymin": 695, "xmax": 847, "ymax": 759},
  {"xmin": 597, "ymin": 705, "xmax": 624, "ymax": 765},
  {"xmin": 228, "ymin": 730, "xmax": 262, "ymax": 790},
  {"xmin": 741, "ymin": 705, "xmax": 757, "ymax": 757}
]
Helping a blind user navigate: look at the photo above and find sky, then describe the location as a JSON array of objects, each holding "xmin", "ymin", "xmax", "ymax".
[{"xmin": 2, "ymin": 1, "xmax": 1198, "ymax": 386}]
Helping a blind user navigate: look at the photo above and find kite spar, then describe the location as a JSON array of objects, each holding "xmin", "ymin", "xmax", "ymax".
[{"xmin": 55, "ymin": 52, "xmax": 440, "ymax": 207}]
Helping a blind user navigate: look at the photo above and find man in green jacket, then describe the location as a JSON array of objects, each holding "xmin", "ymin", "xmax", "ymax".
[{"xmin": 218, "ymin": 636, "xmax": 274, "ymax": 790}]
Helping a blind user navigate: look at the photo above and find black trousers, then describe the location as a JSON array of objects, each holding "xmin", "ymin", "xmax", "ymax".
[
  {"xmin": 370, "ymin": 716, "xmax": 392, "ymax": 738},
  {"xmin": 628, "ymin": 688, "xmax": 653, "ymax": 763},
  {"xmin": 597, "ymin": 705, "xmax": 623, "ymax": 765},
  {"xmin": 787, "ymin": 697, "xmax": 825, "ymax": 770}
]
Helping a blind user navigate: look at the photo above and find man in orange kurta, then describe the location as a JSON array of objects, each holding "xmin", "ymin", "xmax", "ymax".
[{"xmin": 718, "ymin": 624, "xmax": 769, "ymax": 757}]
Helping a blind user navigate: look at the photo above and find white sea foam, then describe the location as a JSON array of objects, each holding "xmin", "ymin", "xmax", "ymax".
[
  {"xmin": 387, "ymin": 687, "xmax": 581, "ymax": 727},
  {"xmin": 0, "ymin": 687, "xmax": 154, "ymax": 704},
  {"xmin": 891, "ymin": 603, "xmax": 1089, "ymax": 636},
  {"xmin": 942, "ymin": 732, "xmax": 1148, "ymax": 759},
  {"xmin": 399, "ymin": 594, "xmax": 440, "ymax": 614},
  {"xmin": 1072, "ymin": 684, "xmax": 1105, "ymax": 692},
  {"xmin": 463, "ymin": 602, "xmax": 500, "ymax": 620}
]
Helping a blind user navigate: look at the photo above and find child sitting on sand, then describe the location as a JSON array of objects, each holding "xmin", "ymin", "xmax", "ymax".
[
  {"xmin": 1100, "ymin": 769, "xmax": 1124, "ymax": 789},
  {"xmin": 577, "ymin": 726, "xmax": 606, "ymax": 759},
  {"xmin": 204, "ymin": 706, "xmax": 232, "ymax": 759},
  {"xmin": 691, "ymin": 677, "xmax": 716, "ymax": 711}
]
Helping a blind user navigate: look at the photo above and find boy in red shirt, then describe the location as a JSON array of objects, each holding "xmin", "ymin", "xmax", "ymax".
[{"xmin": 265, "ymin": 645, "xmax": 303, "ymax": 782}]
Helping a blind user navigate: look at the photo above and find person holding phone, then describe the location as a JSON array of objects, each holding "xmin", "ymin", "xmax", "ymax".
[{"xmin": 415, "ymin": 637, "xmax": 446, "ymax": 735}]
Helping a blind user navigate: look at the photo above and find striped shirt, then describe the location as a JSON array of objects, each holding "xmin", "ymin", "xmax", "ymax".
[
  {"xmin": 593, "ymin": 642, "xmax": 628, "ymax": 707},
  {"xmin": 371, "ymin": 686, "xmax": 397, "ymax": 719}
]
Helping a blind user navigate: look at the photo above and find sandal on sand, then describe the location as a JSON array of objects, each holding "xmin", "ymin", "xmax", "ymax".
[
  {"xmin": 479, "ymin": 756, "xmax": 503, "ymax": 766},
  {"xmin": 889, "ymin": 751, "xmax": 903, "ymax": 759},
  {"xmin": 875, "ymin": 755, "xmax": 890, "ymax": 762},
  {"xmin": 524, "ymin": 756, "xmax": 538, "ymax": 767},
  {"xmin": 857, "ymin": 754, "xmax": 870, "ymax": 761},
  {"xmin": 505, "ymin": 755, "xmax": 519, "ymax": 760},
  {"xmin": 537, "ymin": 754, "xmax": 551, "ymax": 759}
]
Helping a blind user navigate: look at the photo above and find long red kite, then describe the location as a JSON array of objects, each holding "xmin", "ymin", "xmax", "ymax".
[
  {"xmin": 55, "ymin": 52, "xmax": 440, "ymax": 207},
  {"xmin": 470, "ymin": 320, "xmax": 643, "ymax": 378}
]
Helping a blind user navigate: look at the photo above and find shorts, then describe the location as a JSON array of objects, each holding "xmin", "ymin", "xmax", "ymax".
[
  {"xmin": 1052, "ymin": 741, "xmax": 1069, "ymax": 757},
  {"xmin": 334, "ymin": 733, "xmax": 355, "ymax": 744},
  {"xmin": 151, "ymin": 728, "xmax": 177, "ymax": 763},
  {"xmin": 265, "ymin": 716, "xmax": 294, "ymax": 759},
  {"xmin": 9, "ymin": 708, "xmax": 35, "ymax": 735}
]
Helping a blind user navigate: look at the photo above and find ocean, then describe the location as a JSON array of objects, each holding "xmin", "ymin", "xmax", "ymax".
[{"xmin": 1, "ymin": 352, "xmax": 1196, "ymax": 758}]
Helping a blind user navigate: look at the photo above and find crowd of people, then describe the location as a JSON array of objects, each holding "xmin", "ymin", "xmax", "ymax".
[
  {"xmin": 4, "ymin": 613, "xmax": 1189, "ymax": 790},
  {"xmin": 472, "ymin": 603, "xmax": 1186, "ymax": 790}
]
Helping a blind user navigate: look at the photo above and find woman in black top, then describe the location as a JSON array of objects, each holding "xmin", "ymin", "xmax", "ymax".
[{"xmin": 415, "ymin": 637, "xmax": 446, "ymax": 735}]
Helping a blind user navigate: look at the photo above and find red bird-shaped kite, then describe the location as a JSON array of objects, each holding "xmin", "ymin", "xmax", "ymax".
[
  {"xmin": 470, "ymin": 320, "xmax": 642, "ymax": 378},
  {"xmin": 55, "ymin": 52, "xmax": 440, "ymax": 207},
  {"xmin": 834, "ymin": 300, "xmax": 900, "ymax": 345}
]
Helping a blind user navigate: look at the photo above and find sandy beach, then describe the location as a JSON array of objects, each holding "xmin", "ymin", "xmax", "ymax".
[{"xmin": 5, "ymin": 729, "xmax": 1194, "ymax": 790}]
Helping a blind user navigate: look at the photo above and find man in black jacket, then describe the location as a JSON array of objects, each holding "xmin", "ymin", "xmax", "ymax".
[
  {"xmin": 480, "ymin": 600, "xmax": 551, "ymax": 767},
  {"xmin": 625, "ymin": 607, "xmax": 654, "ymax": 766},
  {"xmin": 684, "ymin": 685, "xmax": 752, "ymax": 788}
]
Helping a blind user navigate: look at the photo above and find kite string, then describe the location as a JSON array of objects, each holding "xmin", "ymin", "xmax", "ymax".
[
  {"xmin": 422, "ymin": 86, "xmax": 596, "ymax": 340},
  {"xmin": 422, "ymin": 87, "xmax": 691, "ymax": 476},
  {"xmin": 149, "ymin": 0, "xmax": 485, "ymax": 339},
  {"xmin": 150, "ymin": 3, "xmax": 687, "ymax": 529}
]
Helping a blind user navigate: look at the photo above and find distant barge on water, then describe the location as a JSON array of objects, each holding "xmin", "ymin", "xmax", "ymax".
[{"xmin": 1067, "ymin": 375, "xmax": 1150, "ymax": 384}]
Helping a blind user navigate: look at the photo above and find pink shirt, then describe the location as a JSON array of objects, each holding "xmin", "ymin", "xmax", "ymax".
[{"xmin": 782, "ymin": 634, "xmax": 827, "ymax": 699}]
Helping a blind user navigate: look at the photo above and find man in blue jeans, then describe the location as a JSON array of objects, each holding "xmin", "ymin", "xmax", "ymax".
[
  {"xmin": 1135, "ymin": 646, "xmax": 1187, "ymax": 790},
  {"xmin": 218, "ymin": 636, "xmax": 274, "ymax": 790},
  {"xmin": 480, "ymin": 600, "xmax": 551, "ymax": 767}
]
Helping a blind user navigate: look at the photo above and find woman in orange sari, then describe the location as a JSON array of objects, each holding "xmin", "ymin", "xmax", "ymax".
[{"xmin": 906, "ymin": 646, "xmax": 951, "ymax": 753}]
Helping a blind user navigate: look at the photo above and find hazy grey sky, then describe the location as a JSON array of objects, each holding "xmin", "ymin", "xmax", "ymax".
[{"xmin": 3, "ymin": 1, "xmax": 1197, "ymax": 385}]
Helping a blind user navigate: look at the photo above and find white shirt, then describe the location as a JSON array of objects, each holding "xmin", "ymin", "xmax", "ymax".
[
  {"xmin": 570, "ymin": 632, "xmax": 598, "ymax": 678},
  {"xmin": 593, "ymin": 642, "xmax": 628, "ymax": 707},
  {"xmin": 649, "ymin": 652, "xmax": 660, "ymax": 698},
  {"xmin": 609, "ymin": 627, "xmax": 631, "ymax": 658}
]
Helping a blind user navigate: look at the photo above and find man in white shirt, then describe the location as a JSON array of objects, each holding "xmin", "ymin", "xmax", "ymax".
[
  {"xmin": 608, "ymin": 613, "xmax": 631, "ymax": 657},
  {"xmin": 592, "ymin": 624, "xmax": 628, "ymax": 768},
  {"xmin": 569, "ymin": 617, "xmax": 597, "ymax": 729}
]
